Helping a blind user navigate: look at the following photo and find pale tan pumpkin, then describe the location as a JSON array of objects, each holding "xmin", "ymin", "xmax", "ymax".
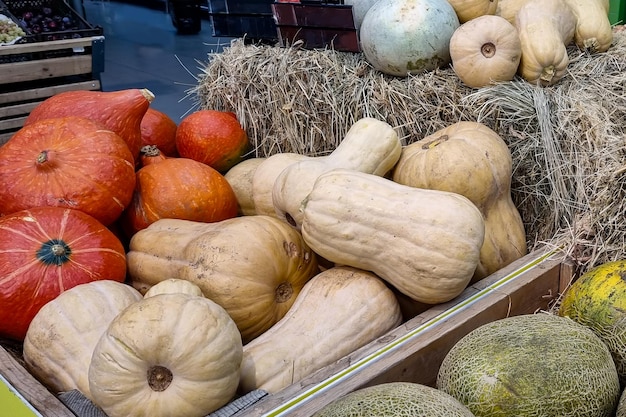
[
  {"xmin": 392, "ymin": 121, "xmax": 527, "ymax": 281},
  {"xmin": 449, "ymin": 15, "xmax": 522, "ymax": 88},
  {"xmin": 224, "ymin": 157, "xmax": 266, "ymax": 216},
  {"xmin": 515, "ymin": 0, "xmax": 577, "ymax": 86},
  {"xmin": 126, "ymin": 215, "xmax": 319, "ymax": 343},
  {"xmin": 23, "ymin": 281, "xmax": 142, "ymax": 400},
  {"xmin": 273, "ymin": 117, "xmax": 401, "ymax": 230},
  {"xmin": 143, "ymin": 278, "xmax": 204, "ymax": 298},
  {"xmin": 447, "ymin": 0, "xmax": 499, "ymax": 23},
  {"xmin": 88, "ymin": 293, "xmax": 242, "ymax": 417},
  {"xmin": 301, "ymin": 169, "xmax": 485, "ymax": 304},
  {"xmin": 239, "ymin": 266, "xmax": 402, "ymax": 394},
  {"xmin": 564, "ymin": 0, "xmax": 613, "ymax": 53}
]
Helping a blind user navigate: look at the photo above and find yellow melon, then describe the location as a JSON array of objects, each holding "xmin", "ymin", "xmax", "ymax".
[
  {"xmin": 436, "ymin": 313, "xmax": 620, "ymax": 417},
  {"xmin": 559, "ymin": 260, "xmax": 626, "ymax": 385}
]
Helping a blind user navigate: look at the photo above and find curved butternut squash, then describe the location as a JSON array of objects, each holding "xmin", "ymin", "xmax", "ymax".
[
  {"xmin": 273, "ymin": 117, "xmax": 401, "ymax": 230},
  {"xmin": 301, "ymin": 169, "xmax": 485, "ymax": 304},
  {"xmin": 239, "ymin": 266, "xmax": 402, "ymax": 394},
  {"xmin": 515, "ymin": 0, "xmax": 576, "ymax": 86},
  {"xmin": 126, "ymin": 215, "xmax": 319, "ymax": 343}
]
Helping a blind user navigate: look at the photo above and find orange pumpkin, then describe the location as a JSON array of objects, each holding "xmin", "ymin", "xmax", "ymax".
[
  {"xmin": 24, "ymin": 88, "xmax": 154, "ymax": 162},
  {"xmin": 0, "ymin": 207, "xmax": 127, "ymax": 341},
  {"xmin": 121, "ymin": 156, "xmax": 239, "ymax": 237},
  {"xmin": 0, "ymin": 116, "xmax": 136, "ymax": 226},
  {"xmin": 140, "ymin": 108, "xmax": 179, "ymax": 157},
  {"xmin": 175, "ymin": 110, "xmax": 250, "ymax": 173}
]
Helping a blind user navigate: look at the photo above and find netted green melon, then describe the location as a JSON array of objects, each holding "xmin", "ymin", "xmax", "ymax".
[
  {"xmin": 436, "ymin": 313, "xmax": 620, "ymax": 417},
  {"xmin": 617, "ymin": 388, "xmax": 626, "ymax": 417},
  {"xmin": 558, "ymin": 260, "xmax": 626, "ymax": 385},
  {"xmin": 313, "ymin": 382, "xmax": 476, "ymax": 417}
]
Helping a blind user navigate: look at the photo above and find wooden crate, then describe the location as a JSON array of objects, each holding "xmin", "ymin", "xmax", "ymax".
[
  {"xmin": 236, "ymin": 246, "xmax": 574, "ymax": 416},
  {"xmin": 0, "ymin": 35, "xmax": 105, "ymax": 145},
  {"xmin": 0, "ymin": 246, "xmax": 574, "ymax": 416}
]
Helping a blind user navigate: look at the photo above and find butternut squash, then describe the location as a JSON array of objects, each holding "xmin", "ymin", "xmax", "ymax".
[
  {"xmin": 564, "ymin": 0, "xmax": 613, "ymax": 53},
  {"xmin": 447, "ymin": 0, "xmax": 499, "ymax": 23},
  {"xmin": 224, "ymin": 157, "xmax": 266, "ymax": 216},
  {"xmin": 239, "ymin": 266, "xmax": 402, "ymax": 394},
  {"xmin": 126, "ymin": 215, "xmax": 319, "ymax": 343},
  {"xmin": 251, "ymin": 153, "xmax": 308, "ymax": 217},
  {"xmin": 515, "ymin": 0, "xmax": 577, "ymax": 86},
  {"xmin": 392, "ymin": 121, "xmax": 527, "ymax": 281},
  {"xmin": 301, "ymin": 169, "xmax": 485, "ymax": 304},
  {"xmin": 273, "ymin": 117, "xmax": 401, "ymax": 230}
]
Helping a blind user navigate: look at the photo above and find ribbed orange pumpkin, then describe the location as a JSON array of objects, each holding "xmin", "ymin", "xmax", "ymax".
[
  {"xmin": 121, "ymin": 156, "xmax": 239, "ymax": 237},
  {"xmin": 0, "ymin": 207, "xmax": 127, "ymax": 341},
  {"xmin": 24, "ymin": 89, "xmax": 153, "ymax": 162},
  {"xmin": 140, "ymin": 107, "xmax": 178, "ymax": 157},
  {"xmin": 0, "ymin": 116, "xmax": 136, "ymax": 226}
]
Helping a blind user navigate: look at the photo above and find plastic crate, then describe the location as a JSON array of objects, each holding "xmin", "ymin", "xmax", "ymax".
[
  {"xmin": 609, "ymin": 0, "xmax": 625, "ymax": 25},
  {"xmin": 0, "ymin": 0, "xmax": 102, "ymax": 42}
]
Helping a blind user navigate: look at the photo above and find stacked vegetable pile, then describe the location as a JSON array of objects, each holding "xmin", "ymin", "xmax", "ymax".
[{"xmin": 0, "ymin": 0, "xmax": 624, "ymax": 416}]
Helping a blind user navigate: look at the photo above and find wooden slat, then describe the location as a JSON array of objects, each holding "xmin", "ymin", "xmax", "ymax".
[
  {"xmin": 0, "ymin": 55, "xmax": 93, "ymax": 85},
  {"xmin": 0, "ymin": 131, "xmax": 14, "ymax": 146},
  {"xmin": 239, "ymin": 248, "xmax": 570, "ymax": 416},
  {"xmin": 0, "ymin": 36, "xmax": 102, "ymax": 57},
  {"xmin": 0, "ymin": 80, "xmax": 101, "ymax": 105},
  {"xmin": 0, "ymin": 101, "xmax": 39, "ymax": 118},
  {"xmin": 0, "ymin": 116, "xmax": 28, "ymax": 131},
  {"xmin": 0, "ymin": 347, "xmax": 75, "ymax": 417}
]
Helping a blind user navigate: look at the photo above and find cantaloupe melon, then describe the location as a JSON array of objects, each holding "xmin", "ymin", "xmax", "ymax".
[
  {"xmin": 313, "ymin": 382, "xmax": 476, "ymax": 417},
  {"xmin": 618, "ymin": 388, "xmax": 626, "ymax": 417},
  {"xmin": 559, "ymin": 260, "xmax": 626, "ymax": 385},
  {"xmin": 437, "ymin": 313, "xmax": 620, "ymax": 417}
]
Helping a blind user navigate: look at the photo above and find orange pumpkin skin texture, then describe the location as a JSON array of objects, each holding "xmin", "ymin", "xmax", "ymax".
[
  {"xmin": 140, "ymin": 107, "xmax": 178, "ymax": 157},
  {"xmin": 24, "ymin": 88, "xmax": 154, "ymax": 162},
  {"xmin": 121, "ymin": 157, "xmax": 239, "ymax": 237},
  {"xmin": 0, "ymin": 207, "xmax": 127, "ymax": 341},
  {"xmin": 0, "ymin": 116, "xmax": 136, "ymax": 226},
  {"xmin": 175, "ymin": 110, "xmax": 250, "ymax": 173}
]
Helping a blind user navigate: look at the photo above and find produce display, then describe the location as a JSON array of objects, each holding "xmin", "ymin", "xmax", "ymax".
[
  {"xmin": 0, "ymin": 1, "xmax": 624, "ymax": 416},
  {"xmin": 0, "ymin": 13, "xmax": 25, "ymax": 44}
]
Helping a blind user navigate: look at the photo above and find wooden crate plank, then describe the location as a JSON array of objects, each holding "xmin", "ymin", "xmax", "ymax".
[
  {"xmin": 0, "ymin": 346, "xmax": 75, "ymax": 417},
  {"xmin": 0, "ymin": 80, "xmax": 101, "ymax": 105},
  {"xmin": 0, "ymin": 116, "xmax": 28, "ymax": 131},
  {"xmin": 0, "ymin": 101, "xmax": 39, "ymax": 118},
  {"xmin": 0, "ymin": 37, "xmax": 102, "ymax": 57},
  {"xmin": 0, "ymin": 131, "xmax": 14, "ymax": 146},
  {"xmin": 239, "ymin": 247, "xmax": 569, "ymax": 416},
  {"xmin": 0, "ymin": 56, "xmax": 93, "ymax": 85}
]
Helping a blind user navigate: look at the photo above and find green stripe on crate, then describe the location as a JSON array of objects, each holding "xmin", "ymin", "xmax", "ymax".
[
  {"xmin": 262, "ymin": 247, "xmax": 561, "ymax": 417},
  {"xmin": 0, "ymin": 374, "xmax": 43, "ymax": 417}
]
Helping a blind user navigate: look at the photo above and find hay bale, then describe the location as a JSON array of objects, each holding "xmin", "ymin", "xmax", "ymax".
[{"xmin": 192, "ymin": 29, "xmax": 626, "ymax": 274}]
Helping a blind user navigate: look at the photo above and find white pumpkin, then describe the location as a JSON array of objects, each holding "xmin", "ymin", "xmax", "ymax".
[{"xmin": 359, "ymin": 0, "xmax": 460, "ymax": 77}]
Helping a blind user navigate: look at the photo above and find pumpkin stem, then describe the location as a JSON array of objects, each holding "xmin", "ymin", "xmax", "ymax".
[
  {"xmin": 481, "ymin": 42, "xmax": 496, "ymax": 59},
  {"xmin": 147, "ymin": 365, "xmax": 173, "ymax": 392},
  {"xmin": 37, "ymin": 239, "xmax": 72, "ymax": 266},
  {"xmin": 36, "ymin": 150, "xmax": 49, "ymax": 165},
  {"xmin": 275, "ymin": 282, "xmax": 293, "ymax": 303},
  {"xmin": 422, "ymin": 135, "xmax": 449, "ymax": 149}
]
